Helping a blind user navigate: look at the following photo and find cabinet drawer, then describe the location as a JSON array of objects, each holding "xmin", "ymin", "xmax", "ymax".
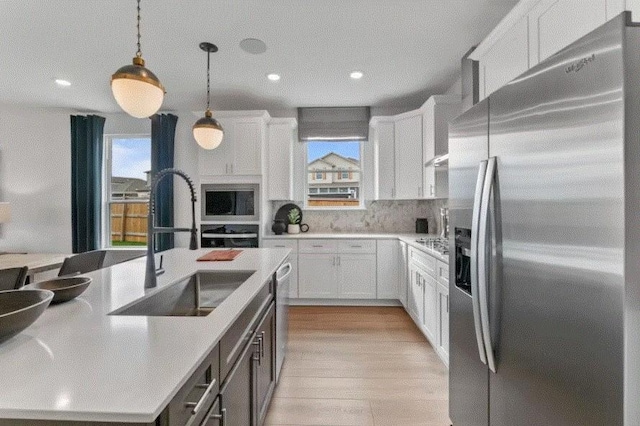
[
  {"xmin": 437, "ymin": 261, "xmax": 449, "ymax": 286},
  {"xmin": 262, "ymin": 239, "xmax": 298, "ymax": 251},
  {"xmin": 167, "ymin": 345, "xmax": 220, "ymax": 426},
  {"xmin": 220, "ymin": 279, "xmax": 273, "ymax": 382},
  {"xmin": 409, "ymin": 246, "xmax": 437, "ymax": 278},
  {"xmin": 338, "ymin": 240, "xmax": 376, "ymax": 254},
  {"xmin": 299, "ymin": 239, "xmax": 338, "ymax": 253}
]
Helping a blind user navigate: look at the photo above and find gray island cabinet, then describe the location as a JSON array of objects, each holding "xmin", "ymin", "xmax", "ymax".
[{"xmin": 0, "ymin": 248, "xmax": 289, "ymax": 426}]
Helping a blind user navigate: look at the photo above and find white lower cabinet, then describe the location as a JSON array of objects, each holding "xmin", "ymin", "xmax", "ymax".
[
  {"xmin": 421, "ymin": 271, "xmax": 438, "ymax": 345},
  {"xmin": 298, "ymin": 253, "xmax": 338, "ymax": 298},
  {"xmin": 398, "ymin": 241, "xmax": 408, "ymax": 307},
  {"xmin": 338, "ymin": 254, "xmax": 376, "ymax": 298},
  {"xmin": 298, "ymin": 239, "xmax": 376, "ymax": 299},
  {"xmin": 437, "ymin": 282, "xmax": 450, "ymax": 365},
  {"xmin": 376, "ymin": 240, "xmax": 400, "ymax": 299}
]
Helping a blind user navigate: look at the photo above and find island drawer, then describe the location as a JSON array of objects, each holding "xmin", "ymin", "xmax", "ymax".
[
  {"xmin": 220, "ymin": 278, "xmax": 273, "ymax": 382},
  {"xmin": 167, "ymin": 344, "xmax": 220, "ymax": 426},
  {"xmin": 299, "ymin": 239, "xmax": 338, "ymax": 253},
  {"xmin": 337, "ymin": 240, "xmax": 376, "ymax": 254}
]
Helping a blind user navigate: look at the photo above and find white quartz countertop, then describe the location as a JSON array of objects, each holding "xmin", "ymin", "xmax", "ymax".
[
  {"xmin": 0, "ymin": 248, "xmax": 289, "ymax": 423},
  {"xmin": 263, "ymin": 232, "xmax": 449, "ymax": 263}
]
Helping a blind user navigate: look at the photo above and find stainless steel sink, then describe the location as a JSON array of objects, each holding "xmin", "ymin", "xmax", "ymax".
[{"xmin": 110, "ymin": 271, "xmax": 255, "ymax": 317}]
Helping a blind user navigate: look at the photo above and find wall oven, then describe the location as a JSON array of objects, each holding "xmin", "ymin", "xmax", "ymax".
[
  {"xmin": 201, "ymin": 224, "xmax": 259, "ymax": 248},
  {"xmin": 201, "ymin": 184, "xmax": 259, "ymax": 222}
]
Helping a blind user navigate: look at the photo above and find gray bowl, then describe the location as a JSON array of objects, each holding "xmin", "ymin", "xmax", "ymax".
[
  {"xmin": 25, "ymin": 276, "xmax": 92, "ymax": 304},
  {"xmin": 0, "ymin": 289, "xmax": 54, "ymax": 344}
]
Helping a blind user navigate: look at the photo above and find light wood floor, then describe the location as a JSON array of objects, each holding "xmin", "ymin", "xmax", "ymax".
[{"xmin": 265, "ymin": 306, "xmax": 450, "ymax": 426}]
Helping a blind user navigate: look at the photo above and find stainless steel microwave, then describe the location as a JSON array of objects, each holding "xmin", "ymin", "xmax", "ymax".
[{"xmin": 201, "ymin": 184, "xmax": 259, "ymax": 222}]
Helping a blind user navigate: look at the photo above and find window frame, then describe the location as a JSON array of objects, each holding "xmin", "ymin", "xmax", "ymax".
[
  {"xmin": 303, "ymin": 140, "xmax": 365, "ymax": 210},
  {"xmin": 102, "ymin": 134, "xmax": 151, "ymax": 249}
]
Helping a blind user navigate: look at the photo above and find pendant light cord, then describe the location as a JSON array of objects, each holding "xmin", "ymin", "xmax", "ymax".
[
  {"xmin": 206, "ymin": 50, "xmax": 211, "ymax": 111},
  {"xmin": 136, "ymin": 0, "xmax": 142, "ymax": 58}
]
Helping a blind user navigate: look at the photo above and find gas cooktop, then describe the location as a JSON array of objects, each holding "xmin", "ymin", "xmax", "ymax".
[{"xmin": 415, "ymin": 237, "xmax": 449, "ymax": 255}]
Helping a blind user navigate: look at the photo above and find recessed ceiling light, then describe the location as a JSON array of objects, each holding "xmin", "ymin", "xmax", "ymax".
[
  {"xmin": 350, "ymin": 71, "xmax": 364, "ymax": 80},
  {"xmin": 240, "ymin": 38, "xmax": 267, "ymax": 55},
  {"xmin": 267, "ymin": 73, "xmax": 281, "ymax": 82},
  {"xmin": 55, "ymin": 79, "xmax": 71, "ymax": 87}
]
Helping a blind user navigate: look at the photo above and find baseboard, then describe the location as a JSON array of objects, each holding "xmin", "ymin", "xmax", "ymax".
[{"xmin": 288, "ymin": 298, "xmax": 402, "ymax": 307}]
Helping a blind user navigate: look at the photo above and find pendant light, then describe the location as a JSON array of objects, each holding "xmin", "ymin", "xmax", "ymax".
[
  {"xmin": 110, "ymin": 0, "xmax": 164, "ymax": 118},
  {"xmin": 193, "ymin": 42, "xmax": 224, "ymax": 150}
]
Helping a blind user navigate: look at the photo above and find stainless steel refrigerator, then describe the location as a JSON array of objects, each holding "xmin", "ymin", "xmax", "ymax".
[{"xmin": 448, "ymin": 12, "xmax": 640, "ymax": 426}]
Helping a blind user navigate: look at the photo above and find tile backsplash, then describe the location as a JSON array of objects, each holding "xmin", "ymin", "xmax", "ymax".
[{"xmin": 271, "ymin": 199, "xmax": 448, "ymax": 234}]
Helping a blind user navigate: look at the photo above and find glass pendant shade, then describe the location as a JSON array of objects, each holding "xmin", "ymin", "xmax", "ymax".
[
  {"xmin": 111, "ymin": 57, "xmax": 164, "ymax": 118},
  {"xmin": 193, "ymin": 110, "xmax": 224, "ymax": 150}
]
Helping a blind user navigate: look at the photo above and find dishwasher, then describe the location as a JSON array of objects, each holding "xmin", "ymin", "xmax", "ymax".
[{"xmin": 275, "ymin": 260, "xmax": 292, "ymax": 382}]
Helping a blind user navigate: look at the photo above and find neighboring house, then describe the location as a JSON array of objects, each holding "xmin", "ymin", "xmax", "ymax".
[
  {"xmin": 307, "ymin": 152, "xmax": 360, "ymax": 200},
  {"xmin": 111, "ymin": 177, "xmax": 149, "ymax": 199}
]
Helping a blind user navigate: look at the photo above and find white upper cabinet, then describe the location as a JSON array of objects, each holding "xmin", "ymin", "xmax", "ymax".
[
  {"xmin": 371, "ymin": 118, "xmax": 395, "ymax": 200},
  {"xmin": 266, "ymin": 118, "xmax": 297, "ymax": 200},
  {"xmin": 479, "ymin": 16, "xmax": 530, "ymax": 99},
  {"xmin": 198, "ymin": 111, "xmax": 268, "ymax": 176},
  {"xmin": 530, "ymin": 0, "xmax": 606, "ymax": 65},
  {"xmin": 394, "ymin": 111, "xmax": 423, "ymax": 199},
  {"xmin": 473, "ymin": 0, "xmax": 639, "ymax": 100},
  {"xmin": 422, "ymin": 96, "xmax": 461, "ymax": 199}
]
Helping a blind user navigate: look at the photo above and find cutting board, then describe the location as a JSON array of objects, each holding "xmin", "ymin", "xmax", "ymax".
[{"xmin": 197, "ymin": 250, "xmax": 243, "ymax": 262}]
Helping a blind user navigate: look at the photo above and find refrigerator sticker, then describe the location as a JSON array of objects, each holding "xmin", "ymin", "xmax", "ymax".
[{"xmin": 565, "ymin": 54, "xmax": 596, "ymax": 74}]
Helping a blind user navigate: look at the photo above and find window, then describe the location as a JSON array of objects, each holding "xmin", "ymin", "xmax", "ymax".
[
  {"xmin": 306, "ymin": 141, "xmax": 362, "ymax": 208},
  {"xmin": 103, "ymin": 135, "xmax": 151, "ymax": 247}
]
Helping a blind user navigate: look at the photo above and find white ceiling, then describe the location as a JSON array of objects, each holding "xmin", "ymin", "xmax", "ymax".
[{"xmin": 0, "ymin": 1, "xmax": 518, "ymax": 113}]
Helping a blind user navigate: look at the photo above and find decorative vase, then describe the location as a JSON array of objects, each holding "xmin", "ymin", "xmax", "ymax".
[
  {"xmin": 271, "ymin": 220, "xmax": 286, "ymax": 235},
  {"xmin": 288, "ymin": 224, "xmax": 300, "ymax": 234}
]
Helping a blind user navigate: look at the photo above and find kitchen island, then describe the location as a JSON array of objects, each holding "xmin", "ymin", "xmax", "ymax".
[{"xmin": 0, "ymin": 247, "xmax": 290, "ymax": 425}]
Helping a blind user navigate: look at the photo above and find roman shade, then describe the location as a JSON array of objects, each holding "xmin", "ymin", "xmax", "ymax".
[{"xmin": 298, "ymin": 107, "xmax": 370, "ymax": 141}]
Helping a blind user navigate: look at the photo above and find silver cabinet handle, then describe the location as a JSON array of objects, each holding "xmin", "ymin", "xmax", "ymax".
[
  {"xmin": 332, "ymin": 256, "xmax": 336, "ymax": 266},
  {"xmin": 230, "ymin": 164, "xmax": 234, "ymax": 174},
  {"xmin": 446, "ymin": 294, "xmax": 449, "ymax": 313},
  {"xmin": 430, "ymin": 184, "xmax": 435, "ymax": 196},
  {"xmin": 418, "ymin": 186, "xmax": 421, "ymax": 197},
  {"xmin": 312, "ymin": 245, "xmax": 323, "ymax": 247},
  {"xmin": 471, "ymin": 160, "xmax": 488, "ymax": 366},
  {"xmin": 260, "ymin": 331, "xmax": 265, "ymax": 359},
  {"xmin": 252, "ymin": 338, "xmax": 262, "ymax": 365},
  {"xmin": 275, "ymin": 245, "xmax": 286, "ymax": 248},
  {"xmin": 205, "ymin": 408, "xmax": 226, "ymax": 426},
  {"xmin": 185, "ymin": 378, "xmax": 217, "ymax": 415},
  {"xmin": 351, "ymin": 245, "xmax": 363, "ymax": 248},
  {"xmin": 337, "ymin": 255, "xmax": 341, "ymax": 266},
  {"xmin": 478, "ymin": 156, "xmax": 497, "ymax": 373}
]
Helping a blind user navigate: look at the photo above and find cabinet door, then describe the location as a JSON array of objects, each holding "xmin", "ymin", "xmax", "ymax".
[
  {"xmin": 398, "ymin": 241, "xmax": 408, "ymax": 308},
  {"xmin": 376, "ymin": 240, "xmax": 398, "ymax": 299},
  {"xmin": 407, "ymin": 264, "xmax": 422, "ymax": 323},
  {"xmin": 531, "ymin": 0, "xmax": 606, "ymax": 65},
  {"xmin": 232, "ymin": 120, "xmax": 263, "ymax": 175},
  {"xmin": 422, "ymin": 270, "xmax": 438, "ymax": 344},
  {"xmin": 438, "ymin": 284, "xmax": 450, "ymax": 365},
  {"xmin": 479, "ymin": 16, "xmax": 529, "ymax": 99},
  {"xmin": 267, "ymin": 122, "xmax": 294, "ymax": 200},
  {"xmin": 338, "ymin": 253, "xmax": 376, "ymax": 299},
  {"xmin": 198, "ymin": 117, "xmax": 234, "ymax": 175},
  {"xmin": 219, "ymin": 334, "xmax": 256, "ymax": 426},
  {"xmin": 298, "ymin": 253, "xmax": 338, "ymax": 298},
  {"xmin": 394, "ymin": 114, "xmax": 423, "ymax": 199},
  {"xmin": 256, "ymin": 303, "xmax": 276, "ymax": 425},
  {"xmin": 374, "ymin": 120, "xmax": 396, "ymax": 199}
]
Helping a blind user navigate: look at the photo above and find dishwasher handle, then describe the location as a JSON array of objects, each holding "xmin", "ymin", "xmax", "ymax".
[{"xmin": 276, "ymin": 262, "xmax": 292, "ymax": 282}]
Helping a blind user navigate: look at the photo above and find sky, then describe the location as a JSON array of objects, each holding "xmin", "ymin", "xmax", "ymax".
[
  {"xmin": 111, "ymin": 138, "xmax": 151, "ymax": 180},
  {"xmin": 307, "ymin": 141, "xmax": 360, "ymax": 163}
]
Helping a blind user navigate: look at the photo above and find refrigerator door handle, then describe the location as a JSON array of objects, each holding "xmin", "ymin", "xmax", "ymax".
[
  {"xmin": 471, "ymin": 160, "xmax": 488, "ymax": 365},
  {"xmin": 478, "ymin": 156, "xmax": 497, "ymax": 373}
]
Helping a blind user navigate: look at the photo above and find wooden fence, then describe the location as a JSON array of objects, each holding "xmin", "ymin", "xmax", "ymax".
[
  {"xmin": 308, "ymin": 198, "xmax": 360, "ymax": 207},
  {"xmin": 110, "ymin": 203, "xmax": 148, "ymax": 244}
]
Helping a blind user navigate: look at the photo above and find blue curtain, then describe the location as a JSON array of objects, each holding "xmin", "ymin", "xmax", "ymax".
[
  {"xmin": 150, "ymin": 113, "xmax": 177, "ymax": 252},
  {"xmin": 70, "ymin": 115, "xmax": 105, "ymax": 253}
]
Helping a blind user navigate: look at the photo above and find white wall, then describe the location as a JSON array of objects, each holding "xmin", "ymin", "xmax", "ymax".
[
  {"xmin": 444, "ymin": 76, "xmax": 462, "ymax": 96},
  {"xmin": 0, "ymin": 104, "xmax": 73, "ymax": 253}
]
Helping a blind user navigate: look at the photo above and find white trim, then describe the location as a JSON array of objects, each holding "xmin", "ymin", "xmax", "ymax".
[
  {"xmin": 469, "ymin": 0, "xmax": 542, "ymax": 60},
  {"xmin": 289, "ymin": 298, "xmax": 402, "ymax": 307}
]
